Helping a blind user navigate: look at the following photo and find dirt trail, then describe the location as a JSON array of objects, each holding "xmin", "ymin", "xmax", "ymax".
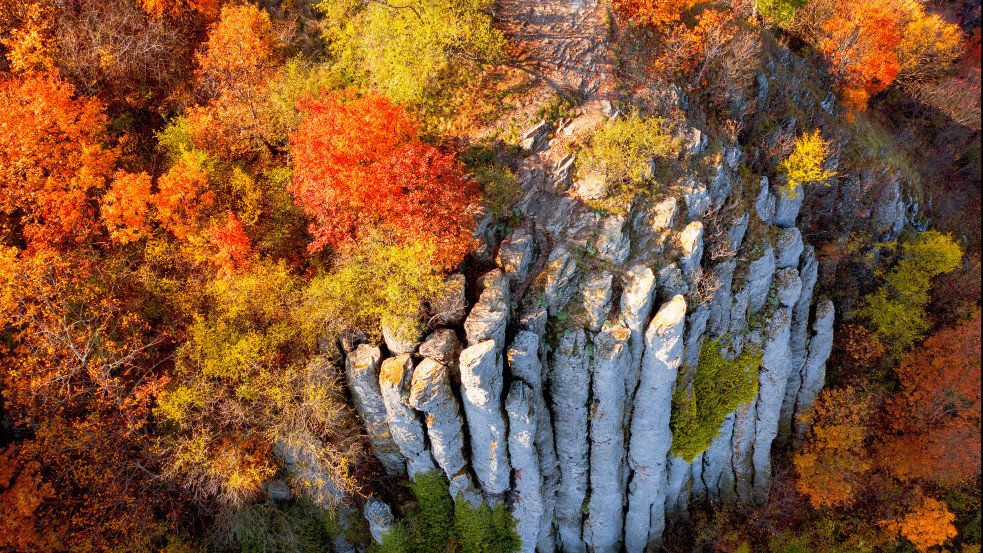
[{"xmin": 494, "ymin": 0, "xmax": 617, "ymax": 129}]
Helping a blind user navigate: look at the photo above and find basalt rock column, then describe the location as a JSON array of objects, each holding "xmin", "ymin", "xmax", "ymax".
[
  {"xmin": 379, "ymin": 355, "xmax": 436, "ymax": 478},
  {"xmin": 345, "ymin": 344, "xmax": 404, "ymax": 474},
  {"xmin": 507, "ymin": 382, "xmax": 545, "ymax": 553},
  {"xmin": 459, "ymin": 340, "xmax": 511, "ymax": 499},
  {"xmin": 624, "ymin": 295, "xmax": 687, "ymax": 553}
]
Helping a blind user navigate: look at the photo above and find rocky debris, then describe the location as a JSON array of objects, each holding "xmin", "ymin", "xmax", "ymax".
[
  {"xmin": 707, "ymin": 258, "xmax": 737, "ymax": 339},
  {"xmin": 345, "ymin": 345, "xmax": 405, "ymax": 474},
  {"xmin": 585, "ymin": 324, "xmax": 632, "ymax": 553},
  {"xmin": 522, "ymin": 120, "xmax": 550, "ymax": 151},
  {"xmin": 679, "ymin": 221, "xmax": 704, "ymax": 281},
  {"xmin": 435, "ymin": 273, "xmax": 468, "ymax": 326},
  {"xmin": 775, "ymin": 227, "xmax": 803, "ymax": 269},
  {"xmin": 774, "ymin": 186, "xmax": 803, "ymax": 228},
  {"xmin": 544, "ymin": 246, "xmax": 580, "ymax": 316},
  {"xmin": 596, "ymin": 215, "xmax": 630, "ymax": 265},
  {"xmin": 582, "ymin": 272, "xmax": 614, "ymax": 332},
  {"xmin": 727, "ymin": 210, "xmax": 750, "ymax": 254},
  {"xmin": 364, "ymin": 497, "xmax": 396, "ymax": 545},
  {"xmin": 575, "ymin": 171, "xmax": 607, "ymax": 201},
  {"xmin": 459, "ymin": 340, "xmax": 511, "ymax": 498},
  {"xmin": 507, "ymin": 382, "xmax": 545, "ymax": 553},
  {"xmin": 774, "ymin": 268, "xmax": 803, "ymax": 307},
  {"xmin": 794, "ymin": 299, "xmax": 835, "ymax": 443},
  {"xmin": 752, "ymin": 307, "xmax": 793, "ymax": 504},
  {"xmin": 624, "ymin": 296, "xmax": 687, "ymax": 553},
  {"xmin": 681, "ymin": 175, "xmax": 711, "ymax": 221},
  {"xmin": 409, "ymin": 358, "xmax": 480, "ymax": 502},
  {"xmin": 709, "ymin": 165, "xmax": 733, "ymax": 209},
  {"xmin": 551, "ymin": 153, "xmax": 578, "ymax": 191},
  {"xmin": 419, "ymin": 329, "xmax": 462, "ymax": 367},
  {"xmin": 777, "ymin": 248, "xmax": 818, "ymax": 446},
  {"xmin": 754, "ymin": 177, "xmax": 776, "ymax": 225},
  {"xmin": 686, "ymin": 127, "xmax": 708, "ymax": 156},
  {"xmin": 379, "ymin": 355, "xmax": 436, "ymax": 478},
  {"xmin": 700, "ymin": 414, "xmax": 737, "ymax": 504},
  {"xmin": 550, "ymin": 329, "xmax": 591, "ymax": 553},
  {"xmin": 382, "ymin": 323, "xmax": 423, "ymax": 355},
  {"xmin": 745, "ymin": 239, "xmax": 776, "ymax": 313},
  {"xmin": 498, "ymin": 226, "xmax": 537, "ymax": 282},
  {"xmin": 657, "ymin": 264, "xmax": 688, "ymax": 305},
  {"xmin": 465, "ymin": 269, "xmax": 510, "ymax": 346}
]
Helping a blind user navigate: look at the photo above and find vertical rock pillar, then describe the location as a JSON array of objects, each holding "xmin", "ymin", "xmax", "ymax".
[{"xmin": 459, "ymin": 340, "xmax": 511, "ymax": 500}]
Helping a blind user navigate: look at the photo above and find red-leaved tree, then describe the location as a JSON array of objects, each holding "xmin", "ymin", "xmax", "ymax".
[{"xmin": 290, "ymin": 91, "xmax": 478, "ymax": 269}]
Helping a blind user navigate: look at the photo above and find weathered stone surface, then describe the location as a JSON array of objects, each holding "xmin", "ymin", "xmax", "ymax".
[
  {"xmin": 746, "ymin": 240, "xmax": 776, "ymax": 313},
  {"xmin": 752, "ymin": 307, "xmax": 793, "ymax": 504},
  {"xmin": 754, "ymin": 176, "xmax": 776, "ymax": 225},
  {"xmin": 465, "ymin": 270, "xmax": 510, "ymax": 347},
  {"xmin": 597, "ymin": 215, "xmax": 630, "ymax": 265},
  {"xmin": 728, "ymin": 287, "xmax": 752, "ymax": 355},
  {"xmin": 265, "ymin": 479, "xmax": 293, "ymax": 501},
  {"xmin": 624, "ymin": 296, "xmax": 687, "ymax": 553},
  {"xmin": 709, "ymin": 165, "xmax": 732, "ymax": 208},
  {"xmin": 687, "ymin": 127, "xmax": 708, "ymax": 156},
  {"xmin": 575, "ymin": 171, "xmax": 607, "ymax": 201},
  {"xmin": 774, "ymin": 187, "xmax": 804, "ymax": 228},
  {"xmin": 435, "ymin": 273, "xmax": 467, "ymax": 326},
  {"xmin": 689, "ymin": 453, "xmax": 706, "ymax": 502},
  {"xmin": 872, "ymin": 174, "xmax": 906, "ymax": 239},
  {"xmin": 663, "ymin": 455, "xmax": 691, "ymax": 519},
  {"xmin": 683, "ymin": 304, "xmax": 711, "ymax": 368},
  {"xmin": 522, "ymin": 120, "xmax": 549, "ymax": 150},
  {"xmin": 498, "ymin": 226, "xmax": 536, "ymax": 282},
  {"xmin": 364, "ymin": 497, "xmax": 395, "ymax": 545},
  {"xmin": 775, "ymin": 227, "xmax": 804, "ymax": 269},
  {"xmin": 681, "ymin": 176, "xmax": 711, "ymax": 221},
  {"xmin": 379, "ymin": 355, "xmax": 436, "ymax": 478},
  {"xmin": 507, "ymin": 331, "xmax": 559, "ymax": 553},
  {"xmin": 582, "ymin": 272, "xmax": 614, "ymax": 332},
  {"xmin": 657, "ymin": 264, "xmax": 687, "ymax": 304},
  {"xmin": 459, "ymin": 341, "xmax": 511, "ymax": 497},
  {"xmin": 679, "ymin": 221, "xmax": 704, "ymax": 280},
  {"xmin": 774, "ymin": 267, "xmax": 803, "ymax": 307},
  {"xmin": 700, "ymin": 414, "xmax": 736, "ymax": 504},
  {"xmin": 520, "ymin": 305, "xmax": 548, "ymax": 340},
  {"xmin": 651, "ymin": 197, "xmax": 678, "ymax": 230},
  {"xmin": 585, "ymin": 324, "xmax": 632, "ymax": 553},
  {"xmin": 731, "ymin": 399, "xmax": 757, "ymax": 504},
  {"xmin": 409, "ymin": 359, "xmax": 475, "ymax": 498},
  {"xmin": 382, "ymin": 323, "xmax": 423, "ymax": 355},
  {"xmin": 507, "ymin": 382, "xmax": 545, "ymax": 553},
  {"xmin": 419, "ymin": 329, "xmax": 462, "ymax": 367},
  {"xmin": 544, "ymin": 246, "xmax": 579, "ymax": 316},
  {"xmin": 727, "ymin": 210, "xmax": 750, "ymax": 254},
  {"xmin": 724, "ymin": 146, "xmax": 743, "ymax": 170},
  {"xmin": 550, "ymin": 329, "xmax": 591, "ymax": 553},
  {"xmin": 707, "ymin": 258, "xmax": 737, "ymax": 339},
  {"xmin": 346, "ymin": 345, "xmax": 404, "ymax": 474},
  {"xmin": 274, "ymin": 432, "xmax": 347, "ymax": 508},
  {"xmin": 777, "ymin": 249, "xmax": 818, "ymax": 446},
  {"xmin": 449, "ymin": 473, "xmax": 483, "ymax": 507},
  {"xmin": 794, "ymin": 299, "xmax": 835, "ymax": 443}
]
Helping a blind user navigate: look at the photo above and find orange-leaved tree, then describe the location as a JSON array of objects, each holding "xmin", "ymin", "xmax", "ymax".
[
  {"xmin": 290, "ymin": 91, "xmax": 479, "ymax": 269},
  {"xmin": 0, "ymin": 77, "xmax": 117, "ymax": 249},
  {"xmin": 793, "ymin": 386, "xmax": 873, "ymax": 508},
  {"xmin": 817, "ymin": 0, "xmax": 901, "ymax": 111},
  {"xmin": 154, "ymin": 160, "xmax": 216, "ymax": 240},
  {"xmin": 612, "ymin": 0, "xmax": 699, "ymax": 30},
  {"xmin": 210, "ymin": 211, "xmax": 252, "ymax": 275},
  {"xmin": 187, "ymin": 3, "xmax": 282, "ymax": 160},
  {"xmin": 875, "ymin": 312, "xmax": 981, "ymax": 486},
  {"xmin": 883, "ymin": 496, "xmax": 959, "ymax": 552}
]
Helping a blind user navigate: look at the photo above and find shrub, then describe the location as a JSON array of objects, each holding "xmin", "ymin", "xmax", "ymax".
[
  {"xmin": 231, "ymin": 500, "xmax": 339, "ymax": 553},
  {"xmin": 301, "ymin": 236, "xmax": 448, "ymax": 340},
  {"xmin": 670, "ymin": 338, "xmax": 763, "ymax": 462},
  {"xmin": 454, "ymin": 499, "xmax": 520, "ymax": 553},
  {"xmin": 756, "ymin": 0, "xmax": 807, "ymax": 26},
  {"xmin": 777, "ymin": 129, "xmax": 836, "ymax": 199},
  {"xmin": 853, "ymin": 230, "xmax": 962, "ymax": 356},
  {"xmin": 576, "ymin": 113, "xmax": 678, "ymax": 204}
]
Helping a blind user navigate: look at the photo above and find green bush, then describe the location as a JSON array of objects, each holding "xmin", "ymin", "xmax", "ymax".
[
  {"xmin": 853, "ymin": 230, "xmax": 963, "ymax": 356},
  {"xmin": 455, "ymin": 500, "xmax": 520, "ymax": 553},
  {"xmin": 375, "ymin": 524, "xmax": 414, "ymax": 553},
  {"xmin": 576, "ymin": 112, "xmax": 678, "ymax": 204},
  {"xmin": 756, "ymin": 0, "xmax": 807, "ymax": 27},
  {"xmin": 408, "ymin": 473, "xmax": 455, "ymax": 553},
  {"xmin": 670, "ymin": 338, "xmax": 763, "ymax": 462},
  {"xmin": 231, "ymin": 500, "xmax": 338, "ymax": 553},
  {"xmin": 301, "ymin": 236, "xmax": 448, "ymax": 340}
]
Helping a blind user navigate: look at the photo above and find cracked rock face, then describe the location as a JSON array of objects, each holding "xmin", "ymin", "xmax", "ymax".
[
  {"xmin": 746, "ymin": 239, "xmax": 776, "ymax": 313},
  {"xmin": 752, "ymin": 307, "xmax": 793, "ymax": 504},
  {"xmin": 544, "ymin": 246, "xmax": 580, "ymax": 316},
  {"xmin": 508, "ymin": 382, "xmax": 545, "ymax": 553},
  {"xmin": 379, "ymin": 355, "xmax": 436, "ymax": 478},
  {"xmin": 678, "ymin": 222, "xmax": 705, "ymax": 280},
  {"xmin": 498, "ymin": 226, "xmax": 537, "ymax": 282},
  {"xmin": 596, "ymin": 215, "xmax": 631, "ymax": 265},
  {"xmin": 435, "ymin": 273, "xmax": 468, "ymax": 326},
  {"xmin": 775, "ymin": 227, "xmax": 804, "ymax": 269},
  {"xmin": 795, "ymin": 298, "xmax": 835, "ymax": 443},
  {"xmin": 582, "ymin": 272, "xmax": 614, "ymax": 332},
  {"xmin": 708, "ymin": 258, "xmax": 737, "ymax": 339},
  {"xmin": 585, "ymin": 324, "xmax": 632, "ymax": 553},
  {"xmin": 681, "ymin": 176, "xmax": 711, "ymax": 221},
  {"xmin": 774, "ymin": 186, "xmax": 804, "ymax": 228},
  {"xmin": 460, "ymin": 340, "xmax": 511, "ymax": 498},
  {"xmin": 364, "ymin": 497, "xmax": 395, "ymax": 545},
  {"xmin": 550, "ymin": 329, "xmax": 591, "ymax": 553},
  {"xmin": 465, "ymin": 269, "xmax": 510, "ymax": 347},
  {"xmin": 624, "ymin": 296, "xmax": 687, "ymax": 553},
  {"xmin": 755, "ymin": 177, "xmax": 776, "ymax": 225},
  {"xmin": 419, "ymin": 329, "xmax": 462, "ymax": 367},
  {"xmin": 345, "ymin": 345, "xmax": 405, "ymax": 475}
]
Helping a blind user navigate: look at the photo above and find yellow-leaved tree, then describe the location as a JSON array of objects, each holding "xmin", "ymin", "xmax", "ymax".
[{"xmin": 778, "ymin": 129, "xmax": 836, "ymax": 198}]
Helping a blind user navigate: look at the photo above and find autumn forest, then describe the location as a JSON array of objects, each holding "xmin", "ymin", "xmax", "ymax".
[{"xmin": 0, "ymin": 0, "xmax": 979, "ymax": 552}]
